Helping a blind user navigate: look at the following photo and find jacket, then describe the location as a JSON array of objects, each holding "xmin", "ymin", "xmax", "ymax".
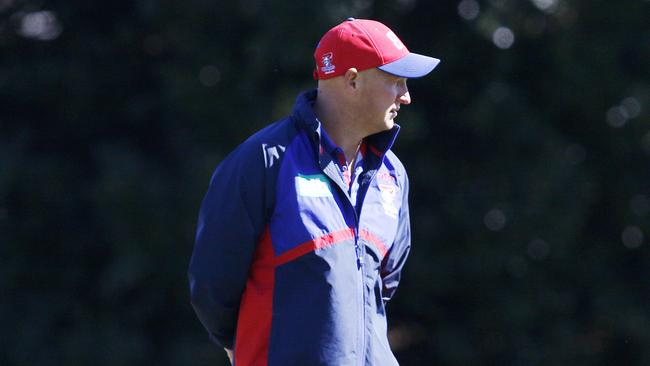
[{"xmin": 189, "ymin": 89, "xmax": 411, "ymax": 366}]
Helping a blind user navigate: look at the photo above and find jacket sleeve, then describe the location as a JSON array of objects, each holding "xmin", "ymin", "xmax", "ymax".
[
  {"xmin": 188, "ymin": 143, "xmax": 267, "ymax": 350},
  {"xmin": 381, "ymin": 171, "xmax": 411, "ymax": 303}
]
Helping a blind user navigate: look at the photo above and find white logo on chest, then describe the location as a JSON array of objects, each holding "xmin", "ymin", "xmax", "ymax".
[{"xmin": 296, "ymin": 175, "xmax": 332, "ymax": 198}]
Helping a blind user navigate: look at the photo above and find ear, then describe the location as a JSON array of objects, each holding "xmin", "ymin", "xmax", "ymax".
[{"xmin": 343, "ymin": 68, "xmax": 359, "ymax": 90}]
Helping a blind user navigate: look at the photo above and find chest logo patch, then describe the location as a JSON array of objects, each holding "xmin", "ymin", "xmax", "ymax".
[
  {"xmin": 378, "ymin": 183, "xmax": 400, "ymax": 218},
  {"xmin": 295, "ymin": 174, "xmax": 333, "ymax": 198}
]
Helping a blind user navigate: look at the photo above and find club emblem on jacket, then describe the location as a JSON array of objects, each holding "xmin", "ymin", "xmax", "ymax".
[{"xmin": 378, "ymin": 183, "xmax": 399, "ymax": 218}]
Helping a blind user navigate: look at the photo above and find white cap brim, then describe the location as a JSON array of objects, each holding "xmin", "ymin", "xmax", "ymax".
[{"xmin": 378, "ymin": 52, "xmax": 440, "ymax": 78}]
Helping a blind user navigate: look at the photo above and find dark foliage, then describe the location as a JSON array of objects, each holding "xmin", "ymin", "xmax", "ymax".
[{"xmin": 2, "ymin": 0, "xmax": 649, "ymax": 365}]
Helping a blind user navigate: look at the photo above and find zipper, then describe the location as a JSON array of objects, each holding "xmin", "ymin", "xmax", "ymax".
[
  {"xmin": 353, "ymin": 169, "xmax": 379, "ymax": 366},
  {"xmin": 352, "ymin": 214, "xmax": 367, "ymax": 366},
  {"xmin": 354, "ymin": 227, "xmax": 363, "ymax": 269},
  {"xmin": 342, "ymin": 160, "xmax": 366, "ymax": 365},
  {"xmin": 322, "ymin": 159, "xmax": 375, "ymax": 365}
]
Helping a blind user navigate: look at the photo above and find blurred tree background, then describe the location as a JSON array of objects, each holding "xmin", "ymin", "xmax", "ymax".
[{"xmin": 1, "ymin": 0, "xmax": 649, "ymax": 365}]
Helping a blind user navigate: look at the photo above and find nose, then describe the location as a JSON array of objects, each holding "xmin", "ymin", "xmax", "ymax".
[
  {"xmin": 398, "ymin": 91, "xmax": 411, "ymax": 105},
  {"xmin": 397, "ymin": 81, "xmax": 411, "ymax": 105}
]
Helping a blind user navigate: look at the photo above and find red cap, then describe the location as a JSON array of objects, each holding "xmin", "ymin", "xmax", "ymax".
[{"xmin": 313, "ymin": 18, "xmax": 440, "ymax": 80}]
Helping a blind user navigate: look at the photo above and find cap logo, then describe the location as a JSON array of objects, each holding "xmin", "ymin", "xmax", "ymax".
[
  {"xmin": 386, "ymin": 31, "xmax": 404, "ymax": 50},
  {"xmin": 320, "ymin": 52, "xmax": 336, "ymax": 74}
]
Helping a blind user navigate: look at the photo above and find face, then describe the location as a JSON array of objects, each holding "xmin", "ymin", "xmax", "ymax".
[{"xmin": 356, "ymin": 68, "xmax": 411, "ymax": 135}]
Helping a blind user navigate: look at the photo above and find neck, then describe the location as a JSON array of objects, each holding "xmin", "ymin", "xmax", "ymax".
[{"xmin": 314, "ymin": 91, "xmax": 364, "ymax": 163}]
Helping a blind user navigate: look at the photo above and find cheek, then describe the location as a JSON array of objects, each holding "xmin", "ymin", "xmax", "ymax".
[
  {"xmin": 373, "ymin": 98, "xmax": 392, "ymax": 114},
  {"xmin": 381, "ymin": 90, "xmax": 397, "ymax": 109}
]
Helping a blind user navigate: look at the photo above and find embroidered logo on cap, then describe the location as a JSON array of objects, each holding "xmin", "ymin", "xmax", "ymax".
[{"xmin": 320, "ymin": 52, "xmax": 336, "ymax": 74}]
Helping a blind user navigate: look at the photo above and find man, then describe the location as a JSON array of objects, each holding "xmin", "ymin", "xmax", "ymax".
[{"xmin": 189, "ymin": 18, "xmax": 440, "ymax": 365}]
